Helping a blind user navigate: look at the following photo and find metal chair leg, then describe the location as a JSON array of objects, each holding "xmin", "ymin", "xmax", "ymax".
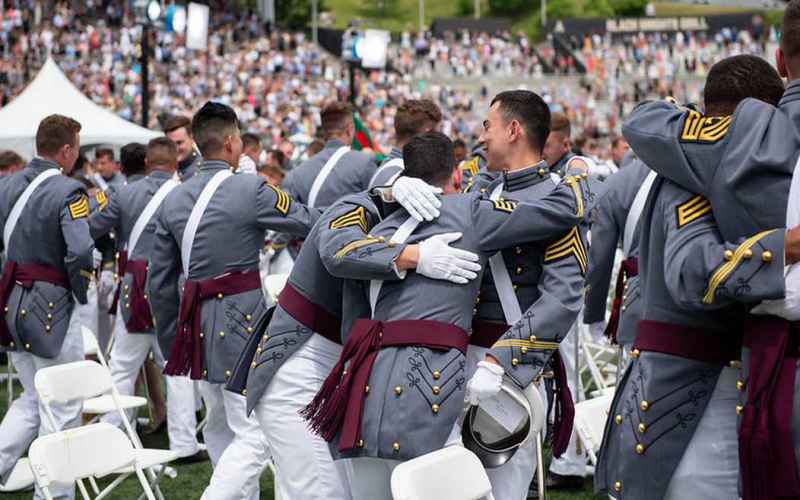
[{"xmin": 536, "ymin": 431, "xmax": 546, "ymax": 500}]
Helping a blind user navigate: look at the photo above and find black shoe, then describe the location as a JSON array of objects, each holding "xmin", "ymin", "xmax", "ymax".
[
  {"xmin": 174, "ymin": 449, "xmax": 209, "ymax": 465},
  {"xmin": 545, "ymin": 471, "xmax": 585, "ymax": 490},
  {"xmin": 142, "ymin": 418, "xmax": 167, "ymax": 435}
]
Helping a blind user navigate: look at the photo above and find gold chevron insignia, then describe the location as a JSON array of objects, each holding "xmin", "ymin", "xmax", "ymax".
[
  {"xmin": 676, "ymin": 195, "xmax": 712, "ymax": 228},
  {"xmin": 460, "ymin": 157, "xmax": 479, "ymax": 177},
  {"xmin": 544, "ymin": 227, "xmax": 587, "ymax": 274},
  {"xmin": 68, "ymin": 196, "xmax": 90, "ymax": 220},
  {"xmin": 462, "ymin": 179, "xmax": 475, "ymax": 193},
  {"xmin": 266, "ymin": 183, "xmax": 291, "ymax": 215},
  {"xmin": 334, "ymin": 236, "xmax": 383, "ymax": 259},
  {"xmin": 330, "ymin": 206, "xmax": 369, "ymax": 233},
  {"xmin": 492, "ymin": 338, "xmax": 560, "ymax": 351},
  {"xmin": 703, "ymin": 229, "xmax": 776, "ymax": 304},
  {"xmin": 680, "ymin": 111, "xmax": 731, "ymax": 143},
  {"xmin": 492, "ymin": 198, "xmax": 517, "ymax": 213},
  {"xmin": 94, "ymin": 191, "xmax": 108, "ymax": 210}
]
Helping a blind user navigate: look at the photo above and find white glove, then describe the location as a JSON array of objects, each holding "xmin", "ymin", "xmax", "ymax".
[
  {"xmin": 392, "ymin": 176, "xmax": 443, "ymax": 222},
  {"xmin": 92, "ymin": 249, "xmax": 102, "ymax": 270},
  {"xmin": 588, "ymin": 321, "xmax": 606, "ymax": 342},
  {"xmin": 417, "ymin": 232, "xmax": 481, "ymax": 284},
  {"xmin": 97, "ymin": 269, "xmax": 116, "ymax": 309},
  {"xmin": 465, "ymin": 361, "xmax": 505, "ymax": 406}
]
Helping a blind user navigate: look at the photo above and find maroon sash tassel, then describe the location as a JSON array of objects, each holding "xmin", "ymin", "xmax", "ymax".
[
  {"xmin": 164, "ymin": 270, "xmax": 261, "ymax": 380},
  {"xmin": 604, "ymin": 257, "xmax": 638, "ymax": 344},
  {"xmin": 110, "ymin": 251, "xmax": 154, "ymax": 332},
  {"xmin": 0, "ymin": 261, "xmax": 70, "ymax": 347},
  {"xmin": 302, "ymin": 318, "xmax": 469, "ymax": 452},
  {"xmin": 739, "ymin": 316, "xmax": 800, "ymax": 500},
  {"xmin": 108, "ymin": 251, "xmax": 127, "ymax": 315},
  {"xmin": 551, "ymin": 350, "xmax": 575, "ymax": 458}
]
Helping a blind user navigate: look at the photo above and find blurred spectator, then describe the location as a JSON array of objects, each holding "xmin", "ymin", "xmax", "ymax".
[
  {"xmin": 453, "ymin": 139, "xmax": 467, "ymax": 164},
  {"xmin": 0, "ymin": 150, "xmax": 25, "ymax": 175},
  {"xmin": 239, "ymin": 132, "xmax": 262, "ymax": 175}
]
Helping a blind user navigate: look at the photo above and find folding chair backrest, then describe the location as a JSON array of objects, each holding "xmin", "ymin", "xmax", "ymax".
[
  {"xmin": 391, "ymin": 446, "xmax": 493, "ymax": 500},
  {"xmin": 574, "ymin": 394, "xmax": 613, "ymax": 462},
  {"xmin": 28, "ymin": 423, "xmax": 135, "ymax": 488},
  {"xmin": 34, "ymin": 360, "xmax": 111, "ymax": 405}
]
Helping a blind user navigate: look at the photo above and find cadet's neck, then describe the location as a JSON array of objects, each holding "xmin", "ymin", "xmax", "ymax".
[{"xmin": 505, "ymin": 149, "xmax": 543, "ymax": 173}]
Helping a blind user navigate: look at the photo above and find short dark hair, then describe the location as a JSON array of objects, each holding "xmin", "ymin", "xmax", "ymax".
[
  {"xmin": 490, "ymin": 90, "xmax": 551, "ymax": 153},
  {"xmin": 394, "ymin": 99, "xmax": 443, "ymax": 142},
  {"xmin": 36, "ymin": 114, "xmax": 81, "ymax": 156},
  {"xmin": 782, "ymin": 0, "xmax": 800, "ymax": 62},
  {"xmin": 0, "ymin": 150, "xmax": 24, "ymax": 171},
  {"xmin": 164, "ymin": 115, "xmax": 192, "ymax": 135},
  {"xmin": 147, "ymin": 137, "xmax": 178, "ymax": 167},
  {"xmin": 402, "ymin": 132, "xmax": 455, "ymax": 187},
  {"xmin": 268, "ymin": 149, "xmax": 286, "ymax": 167},
  {"xmin": 550, "ymin": 112, "xmax": 571, "ymax": 137},
  {"xmin": 320, "ymin": 102, "xmax": 353, "ymax": 140},
  {"xmin": 191, "ymin": 102, "xmax": 240, "ymax": 157},
  {"xmin": 95, "ymin": 147, "xmax": 114, "ymax": 161},
  {"xmin": 120, "ymin": 143, "xmax": 147, "ymax": 176},
  {"xmin": 453, "ymin": 139, "xmax": 467, "ymax": 150},
  {"xmin": 704, "ymin": 54, "xmax": 785, "ymax": 116},
  {"xmin": 242, "ymin": 133, "xmax": 262, "ymax": 151}
]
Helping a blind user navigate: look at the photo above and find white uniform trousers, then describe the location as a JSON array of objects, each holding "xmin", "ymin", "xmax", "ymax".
[
  {"xmin": 254, "ymin": 333, "xmax": 351, "ymax": 500},
  {"xmin": 0, "ymin": 307, "xmax": 85, "ymax": 500},
  {"xmin": 549, "ymin": 322, "xmax": 588, "ymax": 477},
  {"xmin": 100, "ymin": 313, "xmax": 200, "ymax": 457},
  {"xmin": 198, "ymin": 381, "xmax": 269, "ymax": 500},
  {"xmin": 662, "ymin": 366, "xmax": 739, "ymax": 500}
]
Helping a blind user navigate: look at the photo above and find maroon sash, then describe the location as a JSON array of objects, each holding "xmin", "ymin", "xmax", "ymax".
[
  {"xmin": 302, "ymin": 318, "xmax": 469, "ymax": 452},
  {"xmin": 0, "ymin": 261, "xmax": 69, "ymax": 346},
  {"xmin": 277, "ymin": 282, "xmax": 342, "ymax": 345},
  {"xmin": 605, "ymin": 257, "xmax": 638, "ymax": 343},
  {"xmin": 471, "ymin": 320, "xmax": 508, "ymax": 348},
  {"xmin": 109, "ymin": 250, "xmax": 153, "ymax": 333},
  {"xmin": 633, "ymin": 319, "xmax": 742, "ymax": 365},
  {"xmin": 164, "ymin": 270, "xmax": 261, "ymax": 380},
  {"xmin": 739, "ymin": 316, "xmax": 800, "ymax": 500}
]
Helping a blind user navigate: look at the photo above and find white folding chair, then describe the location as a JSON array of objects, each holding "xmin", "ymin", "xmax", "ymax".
[
  {"xmin": 391, "ymin": 446, "xmax": 494, "ymax": 500},
  {"xmin": 264, "ymin": 273, "xmax": 290, "ymax": 303},
  {"xmin": 573, "ymin": 394, "xmax": 613, "ymax": 466},
  {"xmin": 28, "ymin": 422, "xmax": 157, "ymax": 500},
  {"xmin": 34, "ymin": 361, "xmax": 178, "ymax": 500}
]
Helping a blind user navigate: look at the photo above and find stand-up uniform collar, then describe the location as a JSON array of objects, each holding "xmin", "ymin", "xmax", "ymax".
[
  {"xmin": 28, "ymin": 157, "xmax": 62, "ymax": 171},
  {"xmin": 198, "ymin": 160, "xmax": 235, "ymax": 173},
  {"xmin": 324, "ymin": 139, "xmax": 346, "ymax": 149},
  {"xmin": 149, "ymin": 170, "xmax": 174, "ymax": 180},
  {"xmin": 780, "ymin": 80, "xmax": 800, "ymax": 106},
  {"xmin": 502, "ymin": 161, "xmax": 551, "ymax": 192}
]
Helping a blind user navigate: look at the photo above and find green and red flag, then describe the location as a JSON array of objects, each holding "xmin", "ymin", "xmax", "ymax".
[{"xmin": 352, "ymin": 113, "xmax": 384, "ymax": 162}]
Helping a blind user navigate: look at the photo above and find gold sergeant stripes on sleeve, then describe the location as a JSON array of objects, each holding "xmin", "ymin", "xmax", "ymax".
[
  {"xmin": 564, "ymin": 176, "xmax": 584, "ymax": 218},
  {"xmin": 334, "ymin": 236, "xmax": 384, "ymax": 259},
  {"xmin": 460, "ymin": 157, "xmax": 479, "ymax": 177},
  {"xmin": 544, "ymin": 226, "xmax": 587, "ymax": 273},
  {"xmin": 492, "ymin": 339, "xmax": 560, "ymax": 351},
  {"xmin": 676, "ymin": 195, "xmax": 712, "ymax": 228},
  {"xmin": 68, "ymin": 196, "xmax": 90, "ymax": 219},
  {"xmin": 492, "ymin": 198, "xmax": 517, "ymax": 213},
  {"xmin": 330, "ymin": 206, "xmax": 369, "ymax": 233},
  {"xmin": 703, "ymin": 229, "xmax": 776, "ymax": 304},
  {"xmin": 95, "ymin": 191, "xmax": 108, "ymax": 209},
  {"xmin": 681, "ymin": 110, "xmax": 732, "ymax": 143},
  {"xmin": 266, "ymin": 183, "xmax": 291, "ymax": 215}
]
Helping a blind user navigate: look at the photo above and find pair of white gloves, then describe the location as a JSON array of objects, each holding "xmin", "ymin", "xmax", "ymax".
[
  {"xmin": 391, "ymin": 176, "xmax": 481, "ymax": 285},
  {"xmin": 392, "ymin": 176, "xmax": 505, "ymax": 404}
]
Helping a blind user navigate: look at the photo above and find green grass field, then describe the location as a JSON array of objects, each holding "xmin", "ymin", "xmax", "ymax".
[{"xmin": 0, "ymin": 370, "xmax": 604, "ymax": 499}]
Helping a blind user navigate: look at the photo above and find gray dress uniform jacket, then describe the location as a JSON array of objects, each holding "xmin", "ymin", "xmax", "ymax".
[
  {"xmin": 283, "ymin": 139, "xmax": 376, "ymax": 209},
  {"xmin": 583, "ymin": 159, "xmax": 652, "ymax": 346},
  {"xmin": 244, "ymin": 192, "xmax": 392, "ymax": 411},
  {"xmin": 318, "ymin": 176, "xmax": 599, "ymax": 462},
  {"xmin": 89, "ymin": 170, "xmax": 176, "ymax": 332},
  {"xmin": 466, "ymin": 164, "xmax": 586, "ymax": 366},
  {"xmin": 0, "ymin": 158, "xmax": 94, "ymax": 358},
  {"xmin": 369, "ymin": 147, "xmax": 404, "ymax": 189},
  {"xmin": 549, "ymin": 151, "xmax": 575, "ymax": 178},
  {"xmin": 595, "ymin": 176, "xmax": 785, "ymax": 499},
  {"xmin": 147, "ymin": 160, "xmax": 321, "ymax": 384}
]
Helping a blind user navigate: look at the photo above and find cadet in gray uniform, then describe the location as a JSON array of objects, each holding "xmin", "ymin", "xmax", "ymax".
[
  {"xmin": 244, "ymin": 189, "xmax": 482, "ymax": 499},
  {"xmin": 91, "ymin": 147, "xmax": 126, "ymax": 192},
  {"xmin": 304, "ymin": 132, "xmax": 599, "ymax": 500},
  {"xmin": 583, "ymin": 155, "xmax": 652, "ymax": 351},
  {"xmin": 597, "ymin": 55, "xmax": 789, "ymax": 499},
  {"xmin": 164, "ymin": 115, "xmax": 200, "ymax": 181},
  {"xmin": 147, "ymin": 102, "xmax": 321, "ymax": 500},
  {"xmin": 89, "ymin": 138, "xmax": 202, "ymax": 462},
  {"xmin": 543, "ymin": 112, "xmax": 575, "ymax": 178},
  {"xmin": 0, "ymin": 114, "xmax": 94, "ymax": 500},
  {"xmin": 463, "ymin": 91, "xmax": 587, "ymax": 499}
]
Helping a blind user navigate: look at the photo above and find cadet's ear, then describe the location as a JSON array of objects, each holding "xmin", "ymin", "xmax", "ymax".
[
  {"xmin": 451, "ymin": 167, "xmax": 462, "ymax": 193},
  {"xmin": 778, "ymin": 48, "xmax": 789, "ymax": 79}
]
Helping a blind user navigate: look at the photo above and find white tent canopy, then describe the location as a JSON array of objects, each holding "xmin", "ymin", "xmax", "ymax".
[{"xmin": 0, "ymin": 57, "xmax": 160, "ymax": 160}]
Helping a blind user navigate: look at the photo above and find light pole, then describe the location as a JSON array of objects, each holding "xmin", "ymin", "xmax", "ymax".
[
  {"xmin": 311, "ymin": 0, "xmax": 319, "ymax": 45},
  {"xmin": 134, "ymin": 0, "xmax": 161, "ymax": 128},
  {"xmin": 419, "ymin": 0, "xmax": 424, "ymax": 33},
  {"xmin": 541, "ymin": 0, "xmax": 547, "ymax": 28}
]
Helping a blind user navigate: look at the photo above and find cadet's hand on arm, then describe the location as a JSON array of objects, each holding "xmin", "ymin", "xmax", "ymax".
[
  {"xmin": 465, "ymin": 360, "xmax": 504, "ymax": 406},
  {"xmin": 786, "ymin": 226, "xmax": 800, "ymax": 265},
  {"xmin": 398, "ymin": 232, "xmax": 481, "ymax": 284},
  {"xmin": 391, "ymin": 176, "xmax": 442, "ymax": 222}
]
